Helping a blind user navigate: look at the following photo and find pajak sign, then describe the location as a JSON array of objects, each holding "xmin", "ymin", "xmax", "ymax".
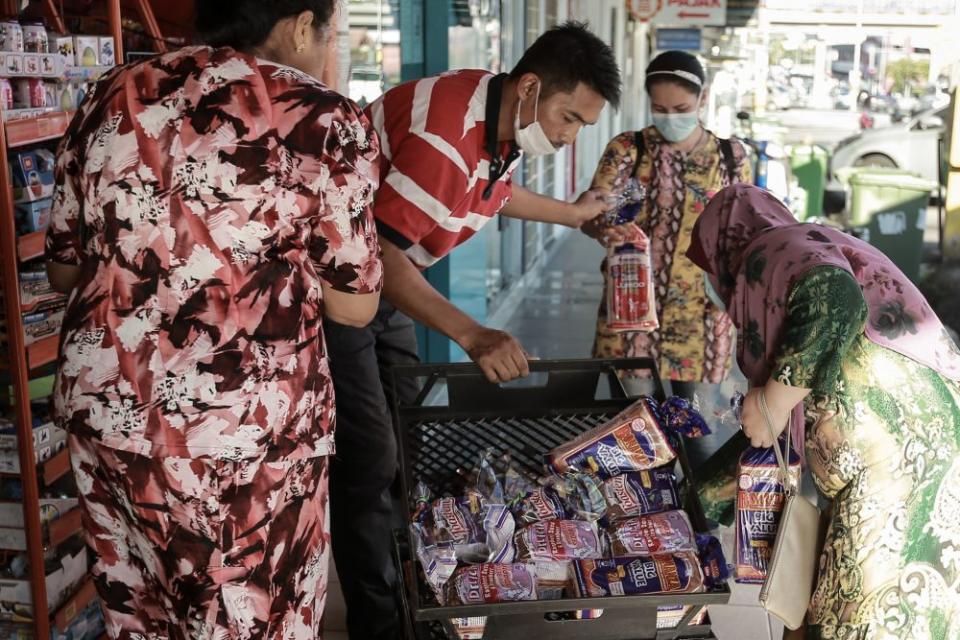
[{"xmin": 627, "ymin": 0, "xmax": 727, "ymax": 26}]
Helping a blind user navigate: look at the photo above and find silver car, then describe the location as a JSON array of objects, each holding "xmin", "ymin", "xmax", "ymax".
[{"xmin": 830, "ymin": 106, "xmax": 947, "ymax": 184}]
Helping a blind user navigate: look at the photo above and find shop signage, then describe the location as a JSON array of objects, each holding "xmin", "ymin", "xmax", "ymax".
[
  {"xmin": 726, "ymin": 0, "xmax": 761, "ymax": 27},
  {"xmin": 627, "ymin": 0, "xmax": 728, "ymax": 26},
  {"xmin": 655, "ymin": 28, "xmax": 702, "ymax": 51}
]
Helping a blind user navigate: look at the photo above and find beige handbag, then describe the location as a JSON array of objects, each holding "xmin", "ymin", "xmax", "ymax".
[{"xmin": 756, "ymin": 390, "xmax": 821, "ymax": 631}]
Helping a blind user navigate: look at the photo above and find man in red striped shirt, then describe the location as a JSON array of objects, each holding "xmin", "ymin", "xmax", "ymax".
[{"xmin": 325, "ymin": 23, "xmax": 621, "ymax": 638}]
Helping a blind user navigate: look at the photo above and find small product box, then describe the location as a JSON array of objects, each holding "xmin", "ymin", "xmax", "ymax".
[
  {"xmin": 4, "ymin": 52, "xmax": 21, "ymax": 75},
  {"xmin": 14, "ymin": 199, "xmax": 52, "ymax": 234},
  {"xmin": 98, "ymin": 36, "xmax": 114, "ymax": 67},
  {"xmin": 0, "ymin": 543, "xmax": 88, "ymax": 611},
  {"xmin": 0, "ymin": 421, "xmax": 68, "ymax": 474},
  {"xmin": 39, "ymin": 53, "xmax": 57, "ymax": 75},
  {"xmin": 73, "ymin": 36, "xmax": 98, "ymax": 67},
  {"xmin": 21, "ymin": 53, "xmax": 38, "ymax": 76},
  {"xmin": 10, "ymin": 150, "xmax": 54, "ymax": 202},
  {"xmin": 55, "ymin": 36, "xmax": 74, "ymax": 65},
  {"xmin": 54, "ymin": 82, "xmax": 73, "ymax": 111}
]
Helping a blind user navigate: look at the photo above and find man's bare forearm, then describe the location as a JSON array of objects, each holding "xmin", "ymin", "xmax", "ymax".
[{"xmin": 380, "ymin": 238, "xmax": 479, "ymax": 345}]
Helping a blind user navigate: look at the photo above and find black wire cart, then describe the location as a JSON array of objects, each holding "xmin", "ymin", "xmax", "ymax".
[{"xmin": 390, "ymin": 358, "xmax": 729, "ymax": 640}]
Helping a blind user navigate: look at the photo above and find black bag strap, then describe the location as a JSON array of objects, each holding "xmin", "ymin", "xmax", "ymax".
[
  {"xmin": 718, "ymin": 137, "xmax": 738, "ymax": 185},
  {"xmin": 633, "ymin": 130, "xmax": 645, "ymax": 177}
]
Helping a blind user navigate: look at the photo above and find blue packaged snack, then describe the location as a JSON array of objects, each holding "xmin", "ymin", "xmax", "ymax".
[
  {"xmin": 735, "ymin": 439, "xmax": 801, "ymax": 583},
  {"xmin": 571, "ymin": 553, "xmax": 705, "ymax": 598},
  {"xmin": 696, "ymin": 533, "xmax": 730, "ymax": 590},
  {"xmin": 660, "ymin": 396, "xmax": 712, "ymax": 439},
  {"xmin": 601, "ymin": 468, "xmax": 681, "ymax": 521},
  {"xmin": 548, "ymin": 397, "xmax": 676, "ymax": 479}
]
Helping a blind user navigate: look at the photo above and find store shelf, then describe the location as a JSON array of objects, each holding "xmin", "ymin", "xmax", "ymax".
[
  {"xmin": 48, "ymin": 508, "xmax": 82, "ymax": 548},
  {"xmin": 42, "ymin": 449, "xmax": 69, "ymax": 486},
  {"xmin": 16, "ymin": 230, "xmax": 45, "ymax": 262},
  {"xmin": 1, "ymin": 335, "xmax": 59, "ymax": 375},
  {"xmin": 62, "ymin": 65, "xmax": 112, "ymax": 83},
  {"xmin": 5, "ymin": 111, "xmax": 74, "ymax": 148},
  {"xmin": 27, "ymin": 334, "xmax": 58, "ymax": 372},
  {"xmin": 52, "ymin": 577, "xmax": 95, "ymax": 631}
]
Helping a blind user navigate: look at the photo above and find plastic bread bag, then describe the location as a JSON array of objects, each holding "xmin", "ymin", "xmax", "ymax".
[
  {"xmin": 734, "ymin": 436, "xmax": 801, "ymax": 583},
  {"xmin": 601, "ymin": 468, "xmax": 681, "ymax": 522},
  {"xmin": 545, "ymin": 472, "xmax": 606, "ymax": 523},
  {"xmin": 605, "ymin": 510, "xmax": 696, "ymax": 557},
  {"xmin": 514, "ymin": 520, "xmax": 604, "ymax": 562},
  {"xmin": 531, "ymin": 560, "xmax": 571, "ymax": 600},
  {"xmin": 547, "ymin": 397, "xmax": 676, "ymax": 479},
  {"xmin": 570, "ymin": 553, "xmax": 705, "ymax": 598},
  {"xmin": 445, "ymin": 564, "xmax": 538, "ymax": 605},
  {"xmin": 605, "ymin": 231, "xmax": 658, "ymax": 333},
  {"xmin": 410, "ymin": 522, "xmax": 458, "ymax": 603}
]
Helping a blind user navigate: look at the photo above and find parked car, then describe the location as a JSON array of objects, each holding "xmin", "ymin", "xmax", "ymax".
[
  {"xmin": 830, "ymin": 106, "xmax": 946, "ymax": 184},
  {"xmin": 858, "ymin": 94, "xmax": 905, "ymax": 130}
]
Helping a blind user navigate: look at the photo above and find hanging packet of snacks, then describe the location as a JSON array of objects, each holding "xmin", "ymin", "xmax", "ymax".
[{"xmin": 604, "ymin": 178, "xmax": 658, "ymax": 333}]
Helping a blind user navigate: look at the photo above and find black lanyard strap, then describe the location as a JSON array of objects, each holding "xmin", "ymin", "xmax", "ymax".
[{"xmin": 483, "ymin": 73, "xmax": 520, "ymax": 200}]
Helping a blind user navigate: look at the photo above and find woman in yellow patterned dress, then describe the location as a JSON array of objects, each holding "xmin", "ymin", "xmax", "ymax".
[{"xmin": 582, "ymin": 50, "xmax": 751, "ymax": 404}]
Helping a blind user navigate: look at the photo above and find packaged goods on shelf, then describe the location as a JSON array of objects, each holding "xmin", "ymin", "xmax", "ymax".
[
  {"xmin": 98, "ymin": 38, "xmax": 114, "ymax": 67},
  {"xmin": 14, "ymin": 199, "xmax": 51, "ymax": 235},
  {"xmin": 72, "ymin": 37, "xmax": 97, "ymax": 68},
  {"xmin": 53, "ymin": 37, "xmax": 73, "ymax": 62},
  {"xmin": 20, "ymin": 24, "xmax": 46, "ymax": 55},
  {"xmin": 0, "ymin": 540, "xmax": 88, "ymax": 612},
  {"xmin": 0, "ymin": 422, "xmax": 68, "ymax": 474},
  {"xmin": 9, "ymin": 149, "xmax": 54, "ymax": 203},
  {"xmin": 10, "ymin": 269, "xmax": 63, "ymax": 313},
  {"xmin": 51, "ymin": 601, "xmax": 104, "ymax": 640},
  {"xmin": 20, "ymin": 305, "xmax": 65, "ymax": 346},
  {"xmin": 0, "ymin": 21, "xmax": 23, "ymax": 54},
  {"xmin": 0, "ymin": 497, "xmax": 77, "ymax": 531}
]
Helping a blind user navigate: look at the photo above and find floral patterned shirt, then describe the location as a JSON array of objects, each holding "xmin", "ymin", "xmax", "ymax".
[
  {"xmin": 46, "ymin": 47, "xmax": 382, "ymax": 460},
  {"xmin": 591, "ymin": 127, "xmax": 750, "ymax": 383}
]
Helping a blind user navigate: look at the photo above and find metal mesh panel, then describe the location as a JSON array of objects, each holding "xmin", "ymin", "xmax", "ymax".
[{"xmin": 405, "ymin": 411, "xmax": 615, "ymax": 497}]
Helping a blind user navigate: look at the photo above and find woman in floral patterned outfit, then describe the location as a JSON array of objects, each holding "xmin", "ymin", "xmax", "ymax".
[
  {"xmin": 44, "ymin": 2, "xmax": 382, "ymax": 638},
  {"xmin": 689, "ymin": 184, "xmax": 960, "ymax": 639},
  {"xmin": 582, "ymin": 50, "xmax": 750, "ymax": 407}
]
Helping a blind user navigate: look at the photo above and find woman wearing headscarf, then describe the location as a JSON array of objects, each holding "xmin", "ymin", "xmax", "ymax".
[
  {"xmin": 583, "ymin": 50, "xmax": 751, "ymax": 406},
  {"xmin": 44, "ymin": 1, "xmax": 382, "ymax": 636},
  {"xmin": 688, "ymin": 183, "xmax": 960, "ymax": 639}
]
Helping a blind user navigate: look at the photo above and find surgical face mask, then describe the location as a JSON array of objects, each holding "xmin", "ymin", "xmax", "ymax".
[
  {"xmin": 703, "ymin": 273, "xmax": 726, "ymax": 311},
  {"xmin": 514, "ymin": 82, "xmax": 558, "ymax": 157},
  {"xmin": 651, "ymin": 95, "xmax": 701, "ymax": 143}
]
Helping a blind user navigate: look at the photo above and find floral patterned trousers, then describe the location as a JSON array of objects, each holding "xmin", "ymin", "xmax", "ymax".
[{"xmin": 69, "ymin": 435, "xmax": 331, "ymax": 639}]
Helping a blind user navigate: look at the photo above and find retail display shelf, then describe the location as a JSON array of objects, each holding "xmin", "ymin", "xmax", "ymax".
[
  {"xmin": 27, "ymin": 335, "xmax": 58, "ymax": 372},
  {"xmin": 6, "ymin": 111, "xmax": 74, "ymax": 148},
  {"xmin": 41, "ymin": 449, "xmax": 69, "ymax": 486},
  {"xmin": 48, "ymin": 508, "xmax": 82, "ymax": 548},
  {"xmin": 52, "ymin": 577, "xmax": 95, "ymax": 631},
  {"xmin": 17, "ymin": 230, "xmax": 45, "ymax": 262}
]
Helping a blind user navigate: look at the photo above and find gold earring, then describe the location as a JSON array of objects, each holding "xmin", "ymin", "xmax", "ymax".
[{"xmin": 296, "ymin": 43, "xmax": 305, "ymax": 53}]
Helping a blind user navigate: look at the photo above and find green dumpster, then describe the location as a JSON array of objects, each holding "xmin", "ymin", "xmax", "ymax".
[
  {"xmin": 790, "ymin": 145, "xmax": 828, "ymax": 220},
  {"xmin": 846, "ymin": 169, "xmax": 936, "ymax": 283}
]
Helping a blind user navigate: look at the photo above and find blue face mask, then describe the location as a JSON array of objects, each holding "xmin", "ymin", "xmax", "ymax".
[
  {"xmin": 703, "ymin": 273, "xmax": 725, "ymax": 311},
  {"xmin": 652, "ymin": 111, "xmax": 700, "ymax": 143}
]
